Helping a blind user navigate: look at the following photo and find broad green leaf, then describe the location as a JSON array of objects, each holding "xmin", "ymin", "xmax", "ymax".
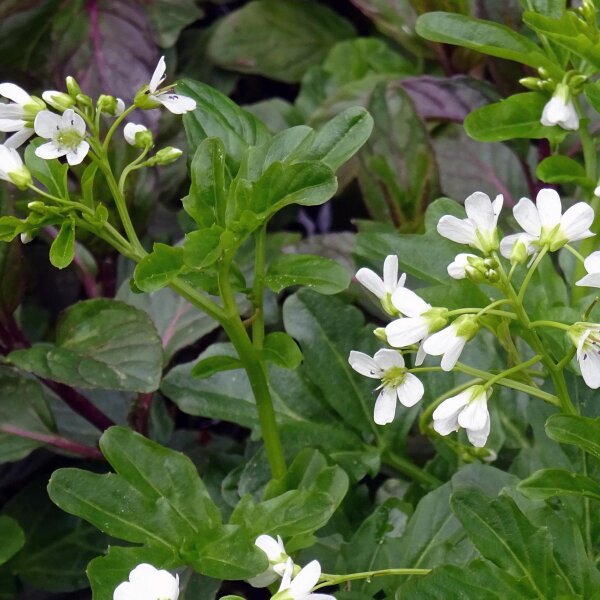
[
  {"xmin": 183, "ymin": 228, "xmax": 223, "ymax": 270},
  {"xmin": 9, "ymin": 299, "xmax": 163, "ymax": 392},
  {"xmin": 465, "ymin": 92, "xmax": 565, "ymax": 142},
  {"xmin": 251, "ymin": 161, "xmax": 337, "ymax": 215},
  {"xmin": 358, "ymin": 80, "xmax": 438, "ymax": 225},
  {"xmin": 180, "ymin": 79, "xmax": 270, "ymax": 173},
  {"xmin": 546, "ymin": 414, "xmax": 600, "ymax": 461},
  {"xmin": 519, "ymin": 468, "xmax": 600, "ymax": 501},
  {"xmin": 183, "ymin": 138, "xmax": 228, "ymax": 228},
  {"xmin": 146, "ymin": 0, "xmax": 203, "ymax": 47},
  {"xmin": 302, "ymin": 107, "xmax": 374, "ymax": 171},
  {"xmin": 519, "ymin": 0, "xmax": 565, "ymax": 17},
  {"xmin": 523, "ymin": 11, "xmax": 600, "ymax": 69},
  {"xmin": 416, "ymin": 12, "xmax": 559, "ymax": 75},
  {"xmin": 584, "ymin": 81, "xmax": 600, "ymax": 114},
  {"xmin": 49, "ymin": 219, "xmax": 75, "ymax": 269},
  {"xmin": 0, "ymin": 216, "xmax": 26, "ymax": 242},
  {"xmin": 134, "ymin": 243, "xmax": 185, "ymax": 293},
  {"xmin": 536, "ymin": 155, "xmax": 591, "ymax": 187},
  {"xmin": 191, "ymin": 355, "xmax": 243, "ymax": 379},
  {"xmin": 207, "ymin": 0, "xmax": 355, "ymax": 83},
  {"xmin": 450, "ymin": 490, "xmax": 559, "ymax": 595},
  {"xmin": 0, "ymin": 516, "xmax": 24, "ymax": 566},
  {"xmin": 265, "ymin": 254, "xmax": 350, "ymax": 295},
  {"xmin": 260, "ymin": 332, "xmax": 303, "ymax": 369},
  {"xmin": 24, "ymin": 140, "xmax": 69, "ymax": 199}
]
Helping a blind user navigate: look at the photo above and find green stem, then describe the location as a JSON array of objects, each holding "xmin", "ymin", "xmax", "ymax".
[
  {"xmin": 102, "ymin": 105, "xmax": 136, "ymax": 151},
  {"xmin": 382, "ymin": 450, "xmax": 441, "ymax": 488},
  {"xmin": 517, "ymin": 245, "xmax": 548, "ymax": 303},
  {"xmin": 252, "ymin": 223, "xmax": 267, "ymax": 349},
  {"xmin": 483, "ymin": 354, "xmax": 542, "ymax": 390},
  {"xmin": 529, "ymin": 320, "xmax": 571, "ymax": 331},
  {"xmin": 564, "ymin": 243, "xmax": 586, "ymax": 264},
  {"xmin": 118, "ymin": 146, "xmax": 151, "ymax": 195},
  {"xmin": 446, "ymin": 307, "xmax": 516, "ymax": 319},
  {"xmin": 316, "ymin": 568, "xmax": 431, "ymax": 589}
]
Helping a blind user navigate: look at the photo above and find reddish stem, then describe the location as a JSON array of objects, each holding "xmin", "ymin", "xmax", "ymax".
[{"xmin": 128, "ymin": 392, "xmax": 154, "ymax": 436}]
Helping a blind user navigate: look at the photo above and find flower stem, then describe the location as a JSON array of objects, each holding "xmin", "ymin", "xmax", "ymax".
[
  {"xmin": 382, "ymin": 450, "xmax": 441, "ymax": 488},
  {"xmin": 482, "ymin": 354, "xmax": 542, "ymax": 390},
  {"xmin": 316, "ymin": 568, "xmax": 431, "ymax": 589},
  {"xmin": 564, "ymin": 243, "xmax": 586, "ymax": 264},
  {"xmin": 529, "ymin": 320, "xmax": 571, "ymax": 331},
  {"xmin": 446, "ymin": 307, "xmax": 516, "ymax": 319},
  {"xmin": 517, "ymin": 245, "xmax": 548, "ymax": 303},
  {"xmin": 102, "ymin": 105, "xmax": 136, "ymax": 151},
  {"xmin": 252, "ymin": 223, "xmax": 267, "ymax": 349}
]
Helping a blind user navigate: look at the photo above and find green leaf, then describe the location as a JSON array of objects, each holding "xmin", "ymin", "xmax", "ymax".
[
  {"xmin": 183, "ymin": 228, "xmax": 223, "ymax": 270},
  {"xmin": 536, "ymin": 155, "xmax": 591, "ymax": 187},
  {"xmin": 519, "ymin": 468, "xmax": 600, "ymax": 501},
  {"xmin": 24, "ymin": 140, "xmax": 69, "ymax": 199},
  {"xmin": 146, "ymin": 0, "xmax": 203, "ymax": 47},
  {"xmin": 191, "ymin": 355, "xmax": 243, "ymax": 379},
  {"xmin": 450, "ymin": 489, "xmax": 560, "ymax": 595},
  {"xmin": 266, "ymin": 253, "xmax": 350, "ymax": 295},
  {"xmin": 465, "ymin": 92, "xmax": 565, "ymax": 142},
  {"xmin": 584, "ymin": 81, "xmax": 600, "ymax": 114},
  {"xmin": 9, "ymin": 299, "xmax": 163, "ymax": 392},
  {"xmin": 49, "ymin": 219, "xmax": 75, "ymax": 269},
  {"xmin": 416, "ymin": 12, "xmax": 559, "ymax": 75},
  {"xmin": 519, "ymin": 0, "xmax": 565, "ymax": 17},
  {"xmin": 546, "ymin": 414, "xmax": 600, "ymax": 460},
  {"xmin": 0, "ymin": 216, "xmax": 26, "ymax": 242},
  {"xmin": 183, "ymin": 138, "xmax": 228, "ymax": 228},
  {"xmin": 180, "ymin": 79, "xmax": 270, "ymax": 173},
  {"xmin": 134, "ymin": 243, "xmax": 185, "ymax": 293},
  {"xmin": 260, "ymin": 332, "xmax": 303, "ymax": 368},
  {"xmin": 303, "ymin": 107, "xmax": 373, "ymax": 172},
  {"xmin": 207, "ymin": 0, "xmax": 355, "ymax": 83},
  {"xmin": 523, "ymin": 11, "xmax": 600, "ymax": 69},
  {"xmin": 0, "ymin": 516, "xmax": 25, "ymax": 566}
]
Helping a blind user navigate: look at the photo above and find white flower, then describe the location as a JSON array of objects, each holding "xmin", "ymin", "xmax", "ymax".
[
  {"xmin": 349, "ymin": 349, "xmax": 424, "ymax": 424},
  {"xmin": 250, "ymin": 534, "xmax": 289, "ymax": 588},
  {"xmin": 0, "ymin": 83, "xmax": 45, "ymax": 148},
  {"xmin": 0, "ymin": 145, "xmax": 31, "ymax": 189},
  {"xmin": 422, "ymin": 315, "xmax": 478, "ymax": 372},
  {"xmin": 437, "ymin": 192, "xmax": 503, "ymax": 254},
  {"xmin": 385, "ymin": 287, "xmax": 448, "ymax": 350},
  {"xmin": 576, "ymin": 251, "xmax": 600, "ymax": 288},
  {"xmin": 142, "ymin": 56, "xmax": 196, "ymax": 114},
  {"xmin": 113, "ymin": 564, "xmax": 179, "ymax": 600},
  {"xmin": 541, "ymin": 83, "xmax": 579, "ymax": 131},
  {"xmin": 273, "ymin": 559, "xmax": 334, "ymax": 600},
  {"xmin": 124, "ymin": 122, "xmax": 149, "ymax": 146},
  {"xmin": 447, "ymin": 253, "xmax": 479, "ymax": 280},
  {"xmin": 500, "ymin": 188, "xmax": 594, "ymax": 255},
  {"xmin": 356, "ymin": 255, "xmax": 405, "ymax": 314},
  {"xmin": 432, "ymin": 385, "xmax": 491, "ymax": 447},
  {"xmin": 34, "ymin": 109, "xmax": 89, "ymax": 166},
  {"xmin": 569, "ymin": 325, "xmax": 600, "ymax": 389}
]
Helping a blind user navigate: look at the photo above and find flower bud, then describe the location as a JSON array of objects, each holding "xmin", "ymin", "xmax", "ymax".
[
  {"xmin": 151, "ymin": 146, "xmax": 183, "ymax": 166},
  {"xmin": 65, "ymin": 76, "xmax": 82, "ymax": 97},
  {"xmin": 75, "ymin": 93, "xmax": 92, "ymax": 108},
  {"xmin": 97, "ymin": 94, "xmax": 121, "ymax": 116},
  {"xmin": 373, "ymin": 327, "xmax": 388, "ymax": 343},
  {"xmin": 519, "ymin": 77, "xmax": 542, "ymax": 91},
  {"xmin": 8, "ymin": 165, "xmax": 32, "ymax": 190},
  {"xmin": 27, "ymin": 201, "xmax": 46, "ymax": 213},
  {"xmin": 509, "ymin": 237, "xmax": 529, "ymax": 265},
  {"xmin": 485, "ymin": 269, "xmax": 499, "ymax": 283},
  {"xmin": 42, "ymin": 91, "xmax": 75, "ymax": 112},
  {"xmin": 454, "ymin": 315, "xmax": 479, "ymax": 341},
  {"xmin": 124, "ymin": 123, "xmax": 153, "ymax": 148},
  {"xmin": 20, "ymin": 232, "xmax": 33, "ymax": 244}
]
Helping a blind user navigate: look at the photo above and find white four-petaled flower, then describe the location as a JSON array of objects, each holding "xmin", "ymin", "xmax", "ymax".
[
  {"xmin": 500, "ymin": 188, "xmax": 594, "ymax": 256},
  {"xmin": 422, "ymin": 315, "xmax": 478, "ymax": 372},
  {"xmin": 447, "ymin": 253, "xmax": 479, "ymax": 280},
  {"xmin": 576, "ymin": 251, "xmax": 600, "ymax": 288},
  {"xmin": 356, "ymin": 254, "xmax": 405, "ymax": 314},
  {"xmin": 124, "ymin": 122, "xmax": 149, "ymax": 146},
  {"xmin": 349, "ymin": 349, "xmax": 424, "ymax": 424},
  {"xmin": 0, "ymin": 82, "xmax": 45, "ymax": 148},
  {"xmin": 34, "ymin": 109, "xmax": 89, "ymax": 165},
  {"xmin": 437, "ymin": 192, "xmax": 503, "ymax": 254},
  {"xmin": 146, "ymin": 56, "xmax": 196, "ymax": 114},
  {"xmin": 250, "ymin": 534, "xmax": 289, "ymax": 588},
  {"xmin": 432, "ymin": 385, "xmax": 491, "ymax": 447},
  {"xmin": 569, "ymin": 325, "xmax": 600, "ymax": 389},
  {"xmin": 0, "ymin": 144, "xmax": 31, "ymax": 189},
  {"xmin": 113, "ymin": 563, "xmax": 179, "ymax": 600},
  {"xmin": 273, "ymin": 559, "xmax": 334, "ymax": 600},
  {"xmin": 540, "ymin": 83, "xmax": 579, "ymax": 131}
]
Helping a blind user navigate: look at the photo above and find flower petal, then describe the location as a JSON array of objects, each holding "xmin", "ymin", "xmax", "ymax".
[
  {"xmin": 383, "ymin": 254, "xmax": 398, "ymax": 293},
  {"xmin": 385, "ymin": 317, "xmax": 429, "ymax": 348},
  {"xmin": 422, "ymin": 325, "xmax": 456, "ymax": 356},
  {"xmin": 391, "ymin": 287, "xmax": 430, "ymax": 317},
  {"xmin": 457, "ymin": 393, "xmax": 489, "ymax": 431},
  {"xmin": 154, "ymin": 92, "xmax": 196, "ymax": 114},
  {"xmin": 34, "ymin": 110, "xmax": 62, "ymax": 138},
  {"xmin": 466, "ymin": 413, "xmax": 491, "ymax": 447},
  {"xmin": 0, "ymin": 83, "xmax": 32, "ymax": 106},
  {"xmin": 579, "ymin": 341, "xmax": 600, "ymax": 389},
  {"xmin": 432, "ymin": 390, "xmax": 470, "ymax": 421},
  {"xmin": 35, "ymin": 141, "xmax": 66, "ymax": 160},
  {"xmin": 355, "ymin": 267, "xmax": 385, "ymax": 299},
  {"xmin": 440, "ymin": 337, "xmax": 467, "ymax": 372},
  {"xmin": 464, "ymin": 191, "xmax": 494, "ymax": 231},
  {"xmin": 3, "ymin": 127, "xmax": 33, "ymax": 148},
  {"xmin": 397, "ymin": 373, "xmax": 424, "ymax": 407},
  {"xmin": 437, "ymin": 215, "xmax": 477, "ymax": 245},
  {"xmin": 560, "ymin": 202, "xmax": 594, "ymax": 242},
  {"xmin": 513, "ymin": 197, "xmax": 541, "ymax": 237},
  {"xmin": 584, "ymin": 251, "xmax": 600, "ymax": 275},
  {"xmin": 0, "ymin": 104, "xmax": 25, "ymax": 119},
  {"xmin": 0, "ymin": 118, "xmax": 26, "ymax": 132},
  {"xmin": 61, "ymin": 109, "xmax": 86, "ymax": 135},
  {"xmin": 374, "ymin": 388, "xmax": 397, "ymax": 425},
  {"xmin": 576, "ymin": 272, "xmax": 600, "ymax": 288},
  {"xmin": 150, "ymin": 56, "xmax": 167, "ymax": 92},
  {"xmin": 536, "ymin": 188, "xmax": 562, "ymax": 228},
  {"xmin": 373, "ymin": 348, "xmax": 404, "ymax": 370},
  {"xmin": 255, "ymin": 534, "xmax": 283, "ymax": 560},
  {"xmin": 113, "ymin": 581, "xmax": 135, "ymax": 600},
  {"xmin": 291, "ymin": 560, "xmax": 321, "ymax": 596},
  {"xmin": 66, "ymin": 141, "xmax": 89, "ymax": 165},
  {"xmin": 348, "ymin": 351, "xmax": 383, "ymax": 379}
]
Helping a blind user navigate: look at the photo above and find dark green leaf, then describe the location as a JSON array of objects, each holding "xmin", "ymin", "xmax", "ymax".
[
  {"xmin": 183, "ymin": 228, "xmax": 224, "ymax": 270},
  {"xmin": 260, "ymin": 332, "xmax": 303, "ymax": 368},
  {"xmin": 546, "ymin": 413, "xmax": 600, "ymax": 461},
  {"xmin": 134, "ymin": 243, "xmax": 185, "ymax": 293},
  {"xmin": 49, "ymin": 220, "xmax": 75, "ymax": 269},
  {"xmin": 519, "ymin": 468, "xmax": 600, "ymax": 501},
  {"xmin": 584, "ymin": 81, "xmax": 600, "ymax": 114},
  {"xmin": 9, "ymin": 299, "xmax": 163, "ymax": 392},
  {"xmin": 191, "ymin": 355, "xmax": 243, "ymax": 379},
  {"xmin": 266, "ymin": 253, "xmax": 350, "ymax": 295},
  {"xmin": 207, "ymin": 0, "xmax": 355, "ymax": 83},
  {"xmin": 536, "ymin": 155, "xmax": 591, "ymax": 187},
  {"xmin": 519, "ymin": 0, "xmax": 565, "ymax": 17},
  {"xmin": 146, "ymin": 0, "xmax": 203, "ymax": 47},
  {"xmin": 0, "ymin": 516, "xmax": 25, "ymax": 566},
  {"xmin": 24, "ymin": 140, "xmax": 69, "ymax": 199}
]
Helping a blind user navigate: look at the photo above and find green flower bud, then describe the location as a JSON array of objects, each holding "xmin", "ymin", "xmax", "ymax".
[
  {"xmin": 454, "ymin": 315, "xmax": 479, "ymax": 340},
  {"xmin": 519, "ymin": 77, "xmax": 542, "ymax": 91},
  {"xmin": 150, "ymin": 146, "xmax": 183, "ymax": 166},
  {"xmin": 8, "ymin": 166, "xmax": 32, "ymax": 190},
  {"xmin": 75, "ymin": 93, "xmax": 93, "ymax": 108},
  {"xmin": 134, "ymin": 85, "xmax": 161, "ymax": 110},
  {"xmin": 424, "ymin": 307, "xmax": 449, "ymax": 334},
  {"xmin": 509, "ymin": 237, "xmax": 529, "ymax": 265},
  {"xmin": 373, "ymin": 327, "xmax": 388, "ymax": 343},
  {"xmin": 66, "ymin": 76, "xmax": 82, "ymax": 97},
  {"xmin": 42, "ymin": 91, "xmax": 75, "ymax": 112},
  {"xmin": 27, "ymin": 201, "xmax": 46, "ymax": 213},
  {"xmin": 97, "ymin": 94, "xmax": 119, "ymax": 115}
]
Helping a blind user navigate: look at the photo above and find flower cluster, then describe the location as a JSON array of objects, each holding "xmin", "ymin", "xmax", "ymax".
[
  {"xmin": 350, "ymin": 188, "xmax": 600, "ymax": 449},
  {"xmin": 113, "ymin": 564, "xmax": 179, "ymax": 600}
]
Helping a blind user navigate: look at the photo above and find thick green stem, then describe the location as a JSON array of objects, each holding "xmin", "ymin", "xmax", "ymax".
[
  {"xmin": 316, "ymin": 568, "xmax": 430, "ymax": 589},
  {"xmin": 252, "ymin": 224, "xmax": 267, "ymax": 349}
]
